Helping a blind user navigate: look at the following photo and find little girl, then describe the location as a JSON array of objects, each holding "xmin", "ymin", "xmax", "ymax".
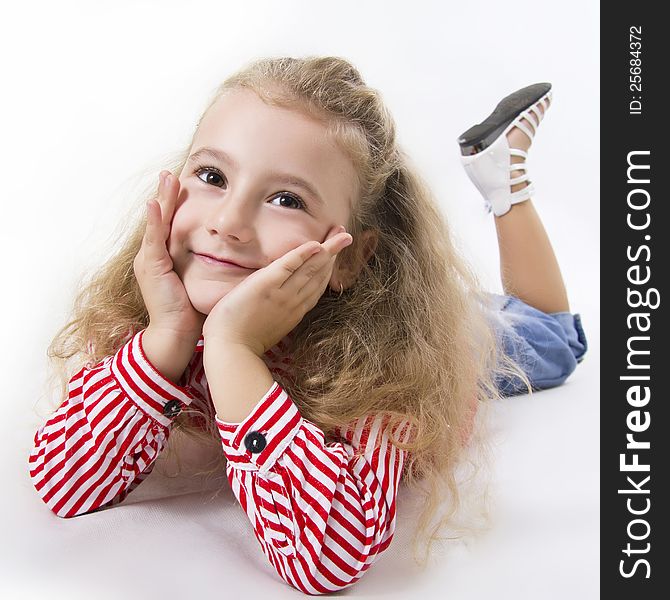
[{"xmin": 28, "ymin": 56, "xmax": 587, "ymax": 594}]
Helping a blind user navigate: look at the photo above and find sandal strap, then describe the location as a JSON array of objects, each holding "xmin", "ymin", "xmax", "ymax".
[
  {"xmin": 510, "ymin": 181, "xmax": 534, "ymax": 202},
  {"xmin": 509, "ymin": 148, "xmax": 528, "ymax": 159},
  {"xmin": 522, "ymin": 108, "xmax": 538, "ymax": 131},
  {"xmin": 514, "ymin": 117, "xmax": 535, "ymax": 143},
  {"xmin": 511, "ymin": 95, "xmax": 550, "ymax": 143},
  {"xmin": 529, "ymin": 105, "xmax": 544, "ymax": 126},
  {"xmin": 510, "ymin": 162, "xmax": 530, "ymax": 185}
]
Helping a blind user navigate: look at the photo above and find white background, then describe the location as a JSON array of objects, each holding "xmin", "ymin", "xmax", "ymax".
[{"xmin": 1, "ymin": 1, "xmax": 599, "ymax": 598}]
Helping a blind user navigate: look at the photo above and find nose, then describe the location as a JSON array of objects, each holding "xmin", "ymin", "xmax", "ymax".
[{"xmin": 204, "ymin": 187, "xmax": 256, "ymax": 242}]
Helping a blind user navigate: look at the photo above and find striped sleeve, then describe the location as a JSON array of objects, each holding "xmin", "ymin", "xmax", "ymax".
[
  {"xmin": 215, "ymin": 381, "xmax": 411, "ymax": 595},
  {"xmin": 28, "ymin": 329, "xmax": 199, "ymax": 518}
]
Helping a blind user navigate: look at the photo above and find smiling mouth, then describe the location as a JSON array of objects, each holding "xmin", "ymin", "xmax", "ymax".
[{"xmin": 193, "ymin": 253, "xmax": 254, "ymax": 270}]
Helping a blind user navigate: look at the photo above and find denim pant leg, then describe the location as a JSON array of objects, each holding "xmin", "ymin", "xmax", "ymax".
[{"xmin": 486, "ymin": 293, "xmax": 589, "ymax": 397}]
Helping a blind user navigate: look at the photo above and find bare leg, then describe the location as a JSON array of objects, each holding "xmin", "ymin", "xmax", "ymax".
[{"xmin": 494, "ymin": 98, "xmax": 571, "ymax": 314}]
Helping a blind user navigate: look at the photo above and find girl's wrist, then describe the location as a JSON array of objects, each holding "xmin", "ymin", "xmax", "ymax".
[
  {"xmin": 142, "ymin": 326, "xmax": 200, "ymax": 384},
  {"xmin": 147, "ymin": 322, "xmax": 202, "ymax": 345},
  {"xmin": 203, "ymin": 336, "xmax": 261, "ymax": 358}
]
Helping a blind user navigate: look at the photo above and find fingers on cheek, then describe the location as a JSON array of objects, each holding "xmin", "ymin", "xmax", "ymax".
[
  {"xmin": 299, "ymin": 261, "xmax": 333, "ymax": 303},
  {"xmin": 317, "ymin": 254, "xmax": 335, "ymax": 274},
  {"xmin": 319, "ymin": 261, "xmax": 335, "ymax": 286}
]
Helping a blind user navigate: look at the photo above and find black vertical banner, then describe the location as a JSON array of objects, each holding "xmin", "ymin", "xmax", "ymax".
[{"xmin": 601, "ymin": 6, "xmax": 669, "ymax": 597}]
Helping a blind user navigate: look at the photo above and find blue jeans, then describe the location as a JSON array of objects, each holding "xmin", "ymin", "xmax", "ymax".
[{"xmin": 486, "ymin": 293, "xmax": 588, "ymax": 397}]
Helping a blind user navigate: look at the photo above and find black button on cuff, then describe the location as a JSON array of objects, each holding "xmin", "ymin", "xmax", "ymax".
[
  {"xmin": 162, "ymin": 399, "xmax": 182, "ymax": 418},
  {"xmin": 244, "ymin": 431, "xmax": 267, "ymax": 454}
]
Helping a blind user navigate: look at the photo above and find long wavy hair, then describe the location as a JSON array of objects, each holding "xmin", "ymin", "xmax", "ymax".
[{"xmin": 37, "ymin": 55, "xmax": 531, "ymax": 569}]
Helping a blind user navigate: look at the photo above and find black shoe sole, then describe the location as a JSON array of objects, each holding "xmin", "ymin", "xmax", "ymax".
[{"xmin": 457, "ymin": 82, "xmax": 552, "ymax": 156}]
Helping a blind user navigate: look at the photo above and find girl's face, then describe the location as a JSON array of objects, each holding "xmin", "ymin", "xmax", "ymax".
[{"xmin": 168, "ymin": 88, "xmax": 359, "ymax": 315}]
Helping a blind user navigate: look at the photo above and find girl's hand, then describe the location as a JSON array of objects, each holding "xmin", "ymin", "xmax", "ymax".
[
  {"xmin": 133, "ymin": 171, "xmax": 206, "ymax": 339},
  {"xmin": 202, "ymin": 227, "xmax": 353, "ymax": 356}
]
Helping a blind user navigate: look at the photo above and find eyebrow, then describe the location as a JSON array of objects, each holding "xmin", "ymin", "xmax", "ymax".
[{"xmin": 187, "ymin": 146, "xmax": 324, "ymax": 206}]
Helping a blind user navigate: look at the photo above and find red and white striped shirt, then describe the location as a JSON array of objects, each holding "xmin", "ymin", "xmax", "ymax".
[{"xmin": 28, "ymin": 328, "xmax": 412, "ymax": 595}]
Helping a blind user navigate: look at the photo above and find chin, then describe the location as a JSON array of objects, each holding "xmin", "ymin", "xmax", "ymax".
[{"xmin": 184, "ymin": 279, "xmax": 237, "ymax": 315}]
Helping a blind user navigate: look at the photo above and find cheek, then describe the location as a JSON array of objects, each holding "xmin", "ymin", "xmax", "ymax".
[
  {"xmin": 165, "ymin": 210, "xmax": 193, "ymax": 258},
  {"xmin": 266, "ymin": 233, "xmax": 322, "ymax": 265},
  {"xmin": 250, "ymin": 214, "xmax": 319, "ymax": 264}
]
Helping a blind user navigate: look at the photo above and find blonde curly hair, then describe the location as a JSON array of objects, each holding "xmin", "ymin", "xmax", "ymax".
[{"xmin": 37, "ymin": 55, "xmax": 531, "ymax": 569}]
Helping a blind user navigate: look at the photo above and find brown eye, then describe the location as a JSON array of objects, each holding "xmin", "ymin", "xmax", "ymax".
[
  {"xmin": 269, "ymin": 193, "xmax": 306, "ymax": 211},
  {"xmin": 194, "ymin": 166, "xmax": 225, "ymax": 187}
]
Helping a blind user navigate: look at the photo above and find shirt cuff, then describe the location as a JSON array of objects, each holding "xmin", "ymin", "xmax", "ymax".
[
  {"xmin": 110, "ymin": 329, "xmax": 198, "ymax": 428},
  {"xmin": 215, "ymin": 381, "xmax": 303, "ymax": 475}
]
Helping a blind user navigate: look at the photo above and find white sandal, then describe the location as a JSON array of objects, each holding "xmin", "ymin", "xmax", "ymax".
[{"xmin": 458, "ymin": 83, "xmax": 552, "ymax": 217}]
